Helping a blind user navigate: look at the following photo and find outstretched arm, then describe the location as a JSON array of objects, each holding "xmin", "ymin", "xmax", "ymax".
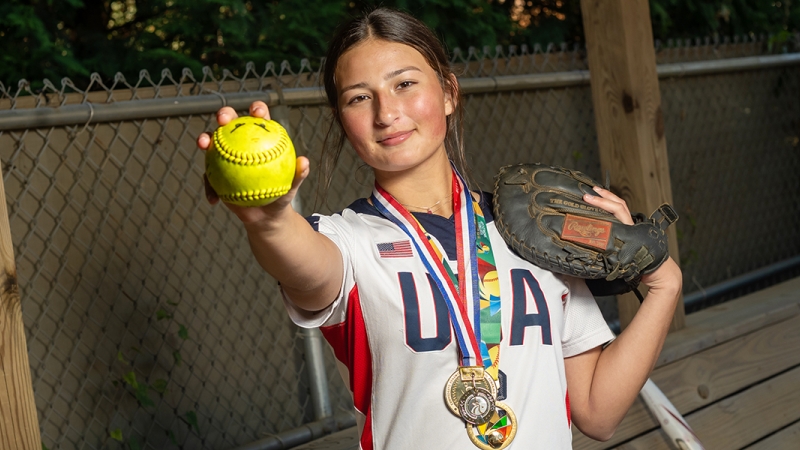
[
  {"xmin": 564, "ymin": 187, "xmax": 683, "ymax": 441},
  {"xmin": 197, "ymin": 101, "xmax": 343, "ymax": 312}
]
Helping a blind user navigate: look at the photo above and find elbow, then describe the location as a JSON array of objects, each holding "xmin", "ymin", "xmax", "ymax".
[
  {"xmin": 578, "ymin": 424, "xmax": 617, "ymax": 442},
  {"xmin": 573, "ymin": 416, "xmax": 619, "ymax": 442}
]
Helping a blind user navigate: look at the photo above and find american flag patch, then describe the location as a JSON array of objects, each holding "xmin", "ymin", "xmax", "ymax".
[{"xmin": 377, "ymin": 241, "xmax": 413, "ymax": 258}]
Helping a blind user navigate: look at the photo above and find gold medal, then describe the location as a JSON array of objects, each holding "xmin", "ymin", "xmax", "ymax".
[
  {"xmin": 466, "ymin": 401, "xmax": 518, "ymax": 450},
  {"xmin": 444, "ymin": 367, "xmax": 497, "ymax": 417}
]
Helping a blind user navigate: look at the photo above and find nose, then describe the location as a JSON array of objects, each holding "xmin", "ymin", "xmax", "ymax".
[{"xmin": 374, "ymin": 93, "xmax": 399, "ymax": 127}]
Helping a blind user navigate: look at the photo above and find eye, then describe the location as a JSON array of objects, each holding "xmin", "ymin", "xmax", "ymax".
[
  {"xmin": 347, "ymin": 94, "xmax": 370, "ymax": 105},
  {"xmin": 397, "ymin": 80, "xmax": 416, "ymax": 90}
]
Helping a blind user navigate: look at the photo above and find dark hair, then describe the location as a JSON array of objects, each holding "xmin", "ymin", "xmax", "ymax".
[{"xmin": 316, "ymin": 7, "xmax": 469, "ymax": 205}]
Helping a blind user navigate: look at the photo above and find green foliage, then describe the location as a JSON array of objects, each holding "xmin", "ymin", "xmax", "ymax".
[
  {"xmin": 110, "ymin": 428, "xmax": 124, "ymax": 442},
  {"xmin": 2, "ymin": 1, "xmax": 797, "ymax": 89},
  {"xmin": 649, "ymin": 0, "xmax": 800, "ymax": 41},
  {"xmin": 184, "ymin": 410, "xmax": 200, "ymax": 434},
  {"xmin": 109, "ymin": 301, "xmax": 197, "ymax": 448}
]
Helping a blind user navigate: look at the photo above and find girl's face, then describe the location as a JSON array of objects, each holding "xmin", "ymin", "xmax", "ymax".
[{"xmin": 334, "ymin": 39, "xmax": 453, "ymax": 175}]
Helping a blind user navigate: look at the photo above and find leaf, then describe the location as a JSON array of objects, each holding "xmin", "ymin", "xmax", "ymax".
[
  {"xmin": 167, "ymin": 300, "xmax": 179, "ymax": 306},
  {"xmin": 168, "ymin": 429, "xmax": 178, "ymax": 445},
  {"xmin": 185, "ymin": 410, "xmax": 200, "ymax": 433},
  {"xmin": 156, "ymin": 309, "xmax": 171, "ymax": 320},
  {"xmin": 117, "ymin": 351, "xmax": 128, "ymax": 365},
  {"xmin": 110, "ymin": 428, "xmax": 123, "ymax": 442},
  {"xmin": 42, "ymin": 444, "xmax": 50, "ymax": 450},
  {"xmin": 128, "ymin": 436, "xmax": 141, "ymax": 450},
  {"xmin": 122, "ymin": 371, "xmax": 138, "ymax": 389},
  {"xmin": 178, "ymin": 324, "xmax": 188, "ymax": 340},
  {"xmin": 173, "ymin": 350, "xmax": 182, "ymax": 366},
  {"xmin": 135, "ymin": 383, "xmax": 155, "ymax": 408},
  {"xmin": 151, "ymin": 378, "xmax": 168, "ymax": 394}
]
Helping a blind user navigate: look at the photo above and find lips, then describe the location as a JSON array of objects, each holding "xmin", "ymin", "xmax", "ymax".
[{"xmin": 377, "ymin": 130, "xmax": 413, "ymax": 146}]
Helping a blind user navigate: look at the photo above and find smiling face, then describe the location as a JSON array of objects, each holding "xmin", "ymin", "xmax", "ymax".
[{"xmin": 334, "ymin": 39, "xmax": 454, "ymax": 177}]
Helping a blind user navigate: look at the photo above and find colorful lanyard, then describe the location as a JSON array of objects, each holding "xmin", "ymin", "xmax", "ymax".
[
  {"xmin": 371, "ymin": 169, "xmax": 490, "ymax": 369},
  {"xmin": 372, "ymin": 169, "xmax": 517, "ymax": 448}
]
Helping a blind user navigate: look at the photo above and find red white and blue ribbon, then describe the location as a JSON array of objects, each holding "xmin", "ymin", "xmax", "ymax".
[{"xmin": 371, "ymin": 169, "xmax": 482, "ymax": 367}]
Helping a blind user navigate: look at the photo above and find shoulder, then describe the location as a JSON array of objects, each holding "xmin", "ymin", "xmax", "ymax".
[{"xmin": 304, "ymin": 198, "xmax": 382, "ymax": 231}]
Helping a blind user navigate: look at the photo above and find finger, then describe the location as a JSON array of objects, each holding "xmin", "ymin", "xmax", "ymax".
[
  {"xmin": 290, "ymin": 156, "xmax": 310, "ymax": 192},
  {"xmin": 592, "ymin": 186, "xmax": 626, "ymax": 204},
  {"xmin": 204, "ymin": 174, "xmax": 220, "ymax": 205},
  {"xmin": 583, "ymin": 191, "xmax": 634, "ymax": 225},
  {"xmin": 216, "ymin": 106, "xmax": 239, "ymax": 126},
  {"xmin": 250, "ymin": 101, "xmax": 271, "ymax": 120},
  {"xmin": 197, "ymin": 132, "xmax": 212, "ymax": 151}
]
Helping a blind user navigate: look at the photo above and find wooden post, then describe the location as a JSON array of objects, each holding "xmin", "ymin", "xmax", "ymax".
[
  {"xmin": 0, "ymin": 162, "xmax": 42, "ymax": 449},
  {"xmin": 580, "ymin": 0, "xmax": 685, "ymax": 331}
]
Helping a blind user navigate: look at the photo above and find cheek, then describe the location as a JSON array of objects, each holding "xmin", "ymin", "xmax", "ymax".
[
  {"xmin": 412, "ymin": 96, "xmax": 448, "ymax": 138},
  {"xmin": 340, "ymin": 110, "xmax": 370, "ymax": 143}
]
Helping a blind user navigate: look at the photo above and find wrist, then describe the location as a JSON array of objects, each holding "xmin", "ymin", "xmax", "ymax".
[
  {"xmin": 641, "ymin": 257, "xmax": 683, "ymax": 297},
  {"xmin": 238, "ymin": 201, "xmax": 296, "ymax": 235}
]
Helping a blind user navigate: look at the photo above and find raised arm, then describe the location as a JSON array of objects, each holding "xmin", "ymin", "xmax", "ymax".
[
  {"xmin": 563, "ymin": 186, "xmax": 683, "ymax": 440},
  {"xmin": 197, "ymin": 101, "xmax": 343, "ymax": 312}
]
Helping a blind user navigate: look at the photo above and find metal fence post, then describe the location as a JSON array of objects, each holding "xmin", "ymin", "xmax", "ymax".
[{"xmin": 272, "ymin": 101, "xmax": 333, "ymax": 422}]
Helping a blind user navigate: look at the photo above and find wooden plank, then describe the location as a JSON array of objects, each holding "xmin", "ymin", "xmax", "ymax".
[
  {"xmin": 615, "ymin": 365, "xmax": 800, "ymax": 449},
  {"xmin": 573, "ymin": 309, "xmax": 800, "ymax": 449},
  {"xmin": 0, "ymin": 160, "xmax": 41, "ymax": 448},
  {"xmin": 657, "ymin": 277, "xmax": 800, "ymax": 367},
  {"xmin": 580, "ymin": 0, "xmax": 684, "ymax": 331},
  {"xmin": 744, "ymin": 419, "xmax": 800, "ymax": 450}
]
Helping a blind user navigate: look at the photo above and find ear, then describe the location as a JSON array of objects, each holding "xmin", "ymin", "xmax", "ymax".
[{"xmin": 443, "ymin": 73, "xmax": 459, "ymax": 116}]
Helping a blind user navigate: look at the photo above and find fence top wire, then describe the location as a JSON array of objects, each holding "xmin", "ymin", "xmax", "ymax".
[{"xmin": 1, "ymin": 32, "xmax": 796, "ymax": 112}]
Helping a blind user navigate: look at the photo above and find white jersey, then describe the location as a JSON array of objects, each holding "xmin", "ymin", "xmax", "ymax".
[{"xmin": 283, "ymin": 194, "xmax": 615, "ymax": 450}]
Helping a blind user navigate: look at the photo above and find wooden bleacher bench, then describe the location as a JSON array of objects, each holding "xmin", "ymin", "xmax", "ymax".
[{"xmin": 295, "ymin": 277, "xmax": 800, "ymax": 449}]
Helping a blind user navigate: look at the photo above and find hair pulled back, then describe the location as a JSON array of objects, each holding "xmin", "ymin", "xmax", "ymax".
[{"xmin": 317, "ymin": 8, "xmax": 468, "ymax": 204}]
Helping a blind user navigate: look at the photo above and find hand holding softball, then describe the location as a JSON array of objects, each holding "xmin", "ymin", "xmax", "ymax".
[{"xmin": 197, "ymin": 102, "xmax": 309, "ymax": 220}]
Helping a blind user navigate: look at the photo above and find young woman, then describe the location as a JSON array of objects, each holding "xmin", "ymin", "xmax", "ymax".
[{"xmin": 197, "ymin": 8, "xmax": 682, "ymax": 450}]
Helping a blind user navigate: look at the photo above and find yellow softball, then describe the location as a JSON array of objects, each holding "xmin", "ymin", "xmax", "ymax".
[{"xmin": 205, "ymin": 117, "xmax": 296, "ymax": 207}]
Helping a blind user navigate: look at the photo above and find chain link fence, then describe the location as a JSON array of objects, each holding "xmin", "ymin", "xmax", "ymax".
[{"xmin": 0, "ymin": 34, "xmax": 798, "ymax": 449}]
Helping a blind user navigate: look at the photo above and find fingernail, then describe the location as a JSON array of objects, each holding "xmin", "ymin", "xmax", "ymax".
[
  {"xmin": 593, "ymin": 186, "xmax": 603, "ymax": 192},
  {"xmin": 253, "ymin": 107, "xmax": 264, "ymax": 116},
  {"xmin": 584, "ymin": 193, "xmax": 595, "ymax": 200}
]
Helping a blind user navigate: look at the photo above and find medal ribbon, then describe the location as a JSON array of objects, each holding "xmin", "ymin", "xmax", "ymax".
[
  {"xmin": 372, "ymin": 169, "xmax": 482, "ymax": 367},
  {"xmin": 472, "ymin": 204, "xmax": 502, "ymax": 380}
]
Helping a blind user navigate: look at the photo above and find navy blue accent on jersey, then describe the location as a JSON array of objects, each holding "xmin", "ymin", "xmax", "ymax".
[
  {"xmin": 399, "ymin": 272, "xmax": 452, "ymax": 352},
  {"xmin": 510, "ymin": 269, "xmax": 553, "ymax": 346},
  {"xmin": 347, "ymin": 197, "xmax": 378, "ymax": 216},
  {"xmin": 305, "ymin": 215, "xmax": 321, "ymax": 231},
  {"xmin": 497, "ymin": 370, "xmax": 508, "ymax": 401},
  {"xmin": 329, "ymin": 192, "xmax": 494, "ymax": 262}
]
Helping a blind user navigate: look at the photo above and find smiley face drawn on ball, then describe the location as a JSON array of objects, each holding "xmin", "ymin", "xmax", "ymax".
[{"xmin": 229, "ymin": 121, "xmax": 269, "ymax": 134}]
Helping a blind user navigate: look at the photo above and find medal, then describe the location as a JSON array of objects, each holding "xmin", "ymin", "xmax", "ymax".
[
  {"xmin": 373, "ymin": 170, "xmax": 515, "ymax": 447},
  {"xmin": 459, "ymin": 387, "xmax": 496, "ymax": 425},
  {"xmin": 466, "ymin": 402, "xmax": 518, "ymax": 450},
  {"xmin": 444, "ymin": 366, "xmax": 497, "ymax": 419}
]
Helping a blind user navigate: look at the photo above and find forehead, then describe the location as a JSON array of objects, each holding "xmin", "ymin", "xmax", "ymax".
[{"xmin": 334, "ymin": 39, "xmax": 433, "ymax": 85}]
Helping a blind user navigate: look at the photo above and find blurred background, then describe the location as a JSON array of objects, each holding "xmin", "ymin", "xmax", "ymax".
[{"xmin": 1, "ymin": 1, "xmax": 799, "ymax": 449}]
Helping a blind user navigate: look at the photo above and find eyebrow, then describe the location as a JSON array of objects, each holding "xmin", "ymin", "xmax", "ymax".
[{"xmin": 339, "ymin": 66, "xmax": 422, "ymax": 95}]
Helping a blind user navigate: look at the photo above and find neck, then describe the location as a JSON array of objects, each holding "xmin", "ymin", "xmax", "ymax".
[{"xmin": 374, "ymin": 152, "xmax": 455, "ymax": 217}]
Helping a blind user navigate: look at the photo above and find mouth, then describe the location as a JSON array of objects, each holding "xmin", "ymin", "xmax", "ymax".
[{"xmin": 377, "ymin": 130, "xmax": 413, "ymax": 146}]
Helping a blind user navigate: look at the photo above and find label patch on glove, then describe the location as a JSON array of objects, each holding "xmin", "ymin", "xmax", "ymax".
[{"xmin": 562, "ymin": 214, "xmax": 612, "ymax": 250}]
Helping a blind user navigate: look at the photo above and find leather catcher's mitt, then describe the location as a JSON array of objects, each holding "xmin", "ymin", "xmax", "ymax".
[{"xmin": 492, "ymin": 163, "xmax": 678, "ymax": 298}]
